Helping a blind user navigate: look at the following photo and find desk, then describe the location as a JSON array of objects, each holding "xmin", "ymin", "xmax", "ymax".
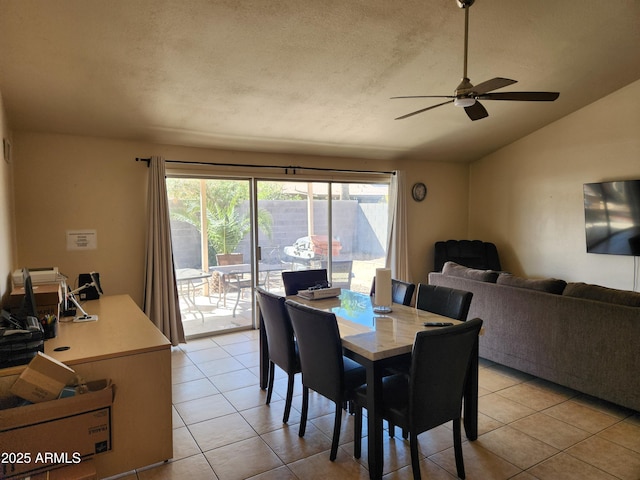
[
  {"xmin": 270, "ymin": 290, "xmax": 479, "ymax": 480},
  {"xmin": 0, "ymin": 295, "xmax": 173, "ymax": 479},
  {"xmin": 176, "ymin": 268, "xmax": 212, "ymax": 321}
]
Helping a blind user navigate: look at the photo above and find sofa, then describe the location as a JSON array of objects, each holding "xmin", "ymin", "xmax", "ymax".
[{"xmin": 428, "ymin": 262, "xmax": 640, "ymax": 412}]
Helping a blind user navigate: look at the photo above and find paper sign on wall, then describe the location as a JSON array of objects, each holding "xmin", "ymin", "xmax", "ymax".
[{"xmin": 67, "ymin": 230, "xmax": 98, "ymax": 251}]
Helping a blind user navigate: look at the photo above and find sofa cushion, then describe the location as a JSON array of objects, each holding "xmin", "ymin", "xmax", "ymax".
[
  {"xmin": 497, "ymin": 273, "xmax": 567, "ymax": 295},
  {"xmin": 563, "ymin": 282, "xmax": 640, "ymax": 307},
  {"xmin": 442, "ymin": 261, "xmax": 499, "ymax": 283}
]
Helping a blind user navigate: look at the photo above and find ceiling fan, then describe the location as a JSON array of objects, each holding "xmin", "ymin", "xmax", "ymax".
[{"xmin": 393, "ymin": 0, "xmax": 559, "ymax": 121}]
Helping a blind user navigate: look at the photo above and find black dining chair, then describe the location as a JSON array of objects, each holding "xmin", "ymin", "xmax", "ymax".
[
  {"xmin": 284, "ymin": 299, "xmax": 366, "ymax": 461},
  {"xmin": 353, "ymin": 318, "xmax": 483, "ymax": 480},
  {"xmin": 415, "ymin": 283, "xmax": 473, "ymax": 321},
  {"xmin": 370, "ymin": 277, "xmax": 416, "ymax": 306},
  {"xmin": 281, "ymin": 269, "xmax": 329, "ymax": 296},
  {"xmin": 255, "ymin": 288, "xmax": 300, "ymax": 423},
  {"xmin": 387, "ymin": 282, "xmax": 474, "ymax": 438}
]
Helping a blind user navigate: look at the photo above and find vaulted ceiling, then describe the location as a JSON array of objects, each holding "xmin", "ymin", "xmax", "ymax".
[{"xmin": 1, "ymin": 0, "xmax": 639, "ymax": 162}]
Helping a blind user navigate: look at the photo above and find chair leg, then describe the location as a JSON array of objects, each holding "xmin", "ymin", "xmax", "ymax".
[
  {"xmin": 232, "ymin": 287, "xmax": 242, "ymax": 317},
  {"xmin": 299, "ymin": 386, "xmax": 309, "ymax": 437},
  {"xmin": 282, "ymin": 373, "xmax": 295, "ymax": 423},
  {"xmin": 354, "ymin": 405, "xmax": 362, "ymax": 459},
  {"xmin": 453, "ymin": 417, "xmax": 466, "ymax": 479},
  {"xmin": 402, "ymin": 428, "xmax": 409, "ymax": 439},
  {"xmin": 266, "ymin": 361, "xmax": 275, "ymax": 405},
  {"xmin": 330, "ymin": 403, "xmax": 343, "ymax": 461},
  {"xmin": 409, "ymin": 432, "xmax": 422, "ymax": 480},
  {"xmin": 388, "ymin": 421, "xmax": 395, "ymax": 438}
]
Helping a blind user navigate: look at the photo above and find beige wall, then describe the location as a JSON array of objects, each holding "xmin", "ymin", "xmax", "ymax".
[
  {"xmin": 469, "ymin": 79, "xmax": 640, "ymax": 290},
  {"xmin": 10, "ymin": 134, "xmax": 469, "ymax": 306},
  {"xmin": 12, "ymin": 134, "xmax": 150, "ymax": 305},
  {"xmin": 0, "ymin": 90, "xmax": 15, "ymax": 302},
  {"xmin": 401, "ymin": 158, "xmax": 469, "ymax": 283}
]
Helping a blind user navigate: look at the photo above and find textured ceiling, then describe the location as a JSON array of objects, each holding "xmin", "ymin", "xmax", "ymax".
[{"xmin": 1, "ymin": 0, "xmax": 639, "ymax": 162}]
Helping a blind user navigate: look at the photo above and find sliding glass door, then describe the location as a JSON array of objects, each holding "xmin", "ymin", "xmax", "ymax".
[
  {"xmin": 167, "ymin": 178, "xmax": 255, "ymax": 337},
  {"xmin": 167, "ymin": 175, "xmax": 390, "ymax": 338},
  {"xmin": 256, "ymin": 180, "xmax": 389, "ymax": 296}
]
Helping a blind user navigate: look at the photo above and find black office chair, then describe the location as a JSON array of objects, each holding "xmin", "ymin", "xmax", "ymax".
[
  {"xmin": 416, "ymin": 283, "xmax": 473, "ymax": 321},
  {"xmin": 353, "ymin": 318, "xmax": 483, "ymax": 480},
  {"xmin": 284, "ymin": 299, "xmax": 366, "ymax": 461},
  {"xmin": 256, "ymin": 288, "xmax": 300, "ymax": 423},
  {"xmin": 370, "ymin": 278, "xmax": 416, "ymax": 306},
  {"xmin": 281, "ymin": 269, "xmax": 328, "ymax": 295}
]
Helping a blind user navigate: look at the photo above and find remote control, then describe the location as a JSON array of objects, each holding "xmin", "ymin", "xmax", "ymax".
[{"xmin": 423, "ymin": 322, "xmax": 454, "ymax": 327}]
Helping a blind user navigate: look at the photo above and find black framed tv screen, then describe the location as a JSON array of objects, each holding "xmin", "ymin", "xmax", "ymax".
[{"xmin": 583, "ymin": 180, "xmax": 640, "ymax": 256}]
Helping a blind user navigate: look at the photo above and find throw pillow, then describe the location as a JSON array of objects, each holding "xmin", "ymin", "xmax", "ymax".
[
  {"xmin": 563, "ymin": 282, "xmax": 640, "ymax": 307},
  {"xmin": 497, "ymin": 273, "xmax": 567, "ymax": 295},
  {"xmin": 442, "ymin": 261, "xmax": 499, "ymax": 283}
]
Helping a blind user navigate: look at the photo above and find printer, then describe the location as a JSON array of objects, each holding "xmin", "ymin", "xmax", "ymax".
[{"xmin": 12, "ymin": 267, "xmax": 59, "ymax": 286}]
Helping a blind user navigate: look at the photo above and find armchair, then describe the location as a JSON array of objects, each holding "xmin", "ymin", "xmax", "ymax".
[{"xmin": 434, "ymin": 239, "xmax": 501, "ymax": 272}]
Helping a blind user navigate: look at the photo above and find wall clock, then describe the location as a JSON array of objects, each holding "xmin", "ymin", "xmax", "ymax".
[{"xmin": 411, "ymin": 182, "xmax": 427, "ymax": 202}]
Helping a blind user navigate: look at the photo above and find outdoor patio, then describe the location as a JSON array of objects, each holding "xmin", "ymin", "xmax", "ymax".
[{"xmin": 179, "ymin": 259, "xmax": 383, "ymax": 338}]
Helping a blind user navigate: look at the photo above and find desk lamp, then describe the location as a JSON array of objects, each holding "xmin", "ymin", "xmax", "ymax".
[{"xmin": 66, "ymin": 272, "xmax": 103, "ymax": 322}]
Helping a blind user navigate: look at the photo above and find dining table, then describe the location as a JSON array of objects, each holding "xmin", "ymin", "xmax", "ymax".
[{"xmin": 258, "ymin": 289, "xmax": 480, "ymax": 480}]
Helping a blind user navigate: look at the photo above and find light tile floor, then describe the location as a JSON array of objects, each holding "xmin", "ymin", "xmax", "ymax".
[{"xmin": 110, "ymin": 330, "xmax": 640, "ymax": 480}]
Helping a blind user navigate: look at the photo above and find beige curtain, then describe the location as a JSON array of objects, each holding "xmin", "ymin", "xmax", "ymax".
[
  {"xmin": 144, "ymin": 155, "xmax": 185, "ymax": 345},
  {"xmin": 386, "ymin": 170, "xmax": 411, "ymax": 282}
]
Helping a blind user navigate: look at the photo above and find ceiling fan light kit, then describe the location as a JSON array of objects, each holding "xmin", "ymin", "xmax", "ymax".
[
  {"xmin": 393, "ymin": 0, "xmax": 559, "ymax": 121},
  {"xmin": 454, "ymin": 97, "xmax": 476, "ymax": 108}
]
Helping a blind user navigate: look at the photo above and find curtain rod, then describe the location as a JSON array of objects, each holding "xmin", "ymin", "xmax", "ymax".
[{"xmin": 135, "ymin": 157, "xmax": 395, "ymax": 176}]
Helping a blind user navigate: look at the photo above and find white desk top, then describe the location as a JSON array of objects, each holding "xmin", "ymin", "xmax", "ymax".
[{"xmin": 0, "ymin": 295, "xmax": 170, "ymax": 377}]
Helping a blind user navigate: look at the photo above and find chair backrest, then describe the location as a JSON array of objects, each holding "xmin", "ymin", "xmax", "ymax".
[
  {"xmin": 410, "ymin": 318, "xmax": 483, "ymax": 432},
  {"xmin": 256, "ymin": 288, "xmax": 297, "ymax": 372},
  {"xmin": 434, "ymin": 239, "xmax": 501, "ymax": 272},
  {"xmin": 415, "ymin": 283, "xmax": 473, "ymax": 321},
  {"xmin": 370, "ymin": 278, "xmax": 416, "ymax": 306},
  {"xmin": 321, "ymin": 260, "xmax": 353, "ymax": 290},
  {"xmin": 284, "ymin": 300, "xmax": 344, "ymax": 403},
  {"xmin": 281, "ymin": 269, "xmax": 328, "ymax": 295}
]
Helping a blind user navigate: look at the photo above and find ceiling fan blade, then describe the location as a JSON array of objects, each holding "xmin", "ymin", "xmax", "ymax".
[
  {"xmin": 477, "ymin": 91, "xmax": 560, "ymax": 101},
  {"xmin": 464, "ymin": 101, "xmax": 488, "ymax": 121},
  {"xmin": 395, "ymin": 100, "xmax": 454, "ymax": 120},
  {"xmin": 472, "ymin": 77, "xmax": 517, "ymax": 95},
  {"xmin": 391, "ymin": 95, "xmax": 454, "ymax": 100}
]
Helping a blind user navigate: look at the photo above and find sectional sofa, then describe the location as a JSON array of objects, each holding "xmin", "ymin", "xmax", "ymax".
[{"xmin": 428, "ymin": 262, "xmax": 640, "ymax": 412}]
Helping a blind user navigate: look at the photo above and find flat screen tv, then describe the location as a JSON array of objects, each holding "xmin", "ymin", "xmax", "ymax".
[{"xmin": 583, "ymin": 180, "xmax": 640, "ymax": 256}]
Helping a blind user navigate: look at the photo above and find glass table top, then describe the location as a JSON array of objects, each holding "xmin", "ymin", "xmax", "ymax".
[{"xmin": 330, "ymin": 290, "xmax": 382, "ymax": 329}]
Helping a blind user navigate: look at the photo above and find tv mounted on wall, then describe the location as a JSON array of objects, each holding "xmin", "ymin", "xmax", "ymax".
[{"xmin": 583, "ymin": 180, "xmax": 640, "ymax": 256}]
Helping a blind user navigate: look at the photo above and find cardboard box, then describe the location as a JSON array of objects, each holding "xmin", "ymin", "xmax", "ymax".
[
  {"xmin": 29, "ymin": 459, "xmax": 97, "ymax": 480},
  {"xmin": 10, "ymin": 352, "xmax": 77, "ymax": 403},
  {"xmin": 0, "ymin": 381, "xmax": 113, "ymax": 479},
  {"xmin": 10, "ymin": 282, "xmax": 62, "ymax": 321}
]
